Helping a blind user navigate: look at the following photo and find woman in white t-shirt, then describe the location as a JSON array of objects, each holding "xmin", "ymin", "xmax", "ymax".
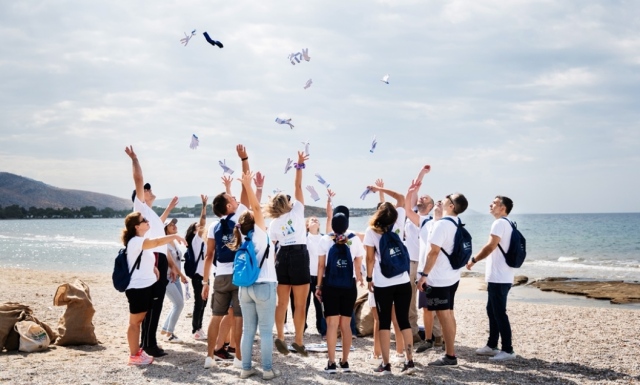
[
  {"xmin": 229, "ymin": 171, "xmax": 280, "ymax": 380},
  {"xmin": 184, "ymin": 196, "xmax": 209, "ymax": 341},
  {"xmin": 160, "ymin": 217, "xmax": 189, "ymax": 343},
  {"xmin": 363, "ymin": 186, "xmax": 416, "ymax": 375},
  {"xmin": 266, "ymin": 151, "xmax": 311, "ymax": 356},
  {"xmin": 121, "ymin": 211, "xmax": 185, "ymax": 366}
]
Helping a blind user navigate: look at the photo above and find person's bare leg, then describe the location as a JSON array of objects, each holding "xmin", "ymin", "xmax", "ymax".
[
  {"xmin": 275, "ymin": 284, "xmax": 291, "ymax": 340},
  {"xmin": 206, "ymin": 315, "xmax": 223, "ymax": 357},
  {"xmin": 325, "ymin": 316, "xmax": 339, "ymax": 364},
  {"xmin": 339, "ymin": 316, "xmax": 352, "ymax": 363},
  {"xmin": 436, "ymin": 310, "xmax": 456, "ymax": 356},
  {"xmin": 379, "ymin": 329, "xmax": 391, "ymax": 365},
  {"xmin": 128, "ymin": 312, "xmax": 146, "ymax": 355},
  {"xmin": 372, "ymin": 308, "xmax": 381, "ymax": 358},
  {"xmin": 291, "ymin": 284, "xmax": 310, "ymax": 346},
  {"xmin": 233, "ymin": 316, "xmax": 243, "ymax": 360}
]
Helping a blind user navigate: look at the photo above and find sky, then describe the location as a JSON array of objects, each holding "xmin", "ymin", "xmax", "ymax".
[{"xmin": 1, "ymin": 1, "xmax": 639, "ymax": 214}]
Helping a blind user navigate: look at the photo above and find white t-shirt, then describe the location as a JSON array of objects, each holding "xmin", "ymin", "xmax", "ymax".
[
  {"xmin": 427, "ymin": 215, "xmax": 462, "ymax": 287},
  {"xmin": 268, "ymin": 200, "xmax": 307, "ymax": 246},
  {"xmin": 307, "ymin": 232, "xmax": 324, "ymax": 276},
  {"xmin": 191, "ymin": 234, "xmax": 207, "ymax": 278},
  {"xmin": 418, "ymin": 219, "xmax": 436, "ymax": 273},
  {"xmin": 207, "ymin": 204, "xmax": 248, "ymax": 276},
  {"xmin": 405, "ymin": 214, "xmax": 432, "ymax": 262},
  {"xmin": 126, "ymin": 236, "xmax": 157, "ymax": 290},
  {"xmin": 252, "ymin": 225, "xmax": 278, "ymax": 283},
  {"xmin": 486, "ymin": 218, "xmax": 515, "ymax": 284},
  {"xmin": 363, "ymin": 207, "xmax": 410, "ymax": 288},
  {"xmin": 133, "ymin": 197, "xmax": 167, "ymax": 254},
  {"xmin": 318, "ymin": 233, "xmax": 364, "ymax": 279},
  {"xmin": 166, "ymin": 241, "xmax": 183, "ymax": 281}
]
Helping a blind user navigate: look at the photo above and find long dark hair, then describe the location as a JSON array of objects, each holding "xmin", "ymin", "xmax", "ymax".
[
  {"xmin": 185, "ymin": 222, "xmax": 198, "ymax": 248},
  {"xmin": 121, "ymin": 212, "xmax": 143, "ymax": 246},
  {"xmin": 227, "ymin": 211, "xmax": 255, "ymax": 251},
  {"xmin": 368, "ymin": 202, "xmax": 398, "ymax": 234}
]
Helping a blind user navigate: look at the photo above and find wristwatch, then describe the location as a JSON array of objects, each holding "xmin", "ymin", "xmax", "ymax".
[
  {"xmin": 419, "ymin": 272, "xmax": 428, "ymax": 277},
  {"xmin": 203, "ymin": 280, "xmax": 210, "ymax": 286},
  {"xmin": 471, "ymin": 257, "xmax": 477, "ymax": 264},
  {"xmin": 366, "ymin": 276, "xmax": 373, "ymax": 282}
]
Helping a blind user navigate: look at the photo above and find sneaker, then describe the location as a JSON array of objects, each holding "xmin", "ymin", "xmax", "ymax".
[
  {"xmin": 193, "ymin": 329, "xmax": 208, "ymax": 341},
  {"xmin": 489, "ymin": 351, "xmax": 517, "ymax": 361},
  {"xmin": 204, "ymin": 356, "xmax": 215, "ymax": 369},
  {"xmin": 214, "ymin": 347, "xmax": 234, "ymax": 361},
  {"xmin": 284, "ymin": 324, "xmax": 293, "ymax": 335},
  {"xmin": 128, "ymin": 349, "xmax": 153, "ymax": 366},
  {"xmin": 401, "ymin": 360, "xmax": 416, "ymax": 375},
  {"xmin": 233, "ymin": 357, "xmax": 243, "ymax": 369},
  {"xmin": 227, "ymin": 346, "xmax": 236, "ymax": 354},
  {"xmin": 263, "ymin": 368, "xmax": 281, "ymax": 380},
  {"xmin": 352, "ymin": 335, "xmax": 357, "ymax": 340},
  {"xmin": 476, "ymin": 346, "xmax": 500, "ymax": 356},
  {"xmin": 274, "ymin": 338, "xmax": 289, "ymax": 355},
  {"xmin": 240, "ymin": 368, "xmax": 257, "ymax": 379},
  {"xmin": 428, "ymin": 355, "xmax": 458, "ymax": 367},
  {"xmin": 367, "ymin": 354, "xmax": 382, "ymax": 364},
  {"xmin": 324, "ymin": 361, "xmax": 337, "ymax": 374},
  {"xmin": 167, "ymin": 333, "xmax": 182, "ymax": 343},
  {"xmin": 416, "ymin": 340, "xmax": 434, "ymax": 353},
  {"xmin": 291, "ymin": 342, "xmax": 309, "ymax": 357},
  {"xmin": 373, "ymin": 362, "xmax": 392, "ymax": 375},
  {"xmin": 143, "ymin": 346, "xmax": 167, "ymax": 357},
  {"xmin": 339, "ymin": 359, "xmax": 350, "ymax": 372},
  {"xmin": 392, "ymin": 353, "xmax": 405, "ymax": 363}
]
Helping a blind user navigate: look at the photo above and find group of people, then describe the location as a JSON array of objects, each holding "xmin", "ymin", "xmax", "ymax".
[{"xmin": 119, "ymin": 144, "xmax": 518, "ymax": 379}]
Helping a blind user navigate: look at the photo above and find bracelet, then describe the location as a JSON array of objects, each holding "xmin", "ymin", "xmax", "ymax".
[
  {"xmin": 317, "ymin": 285, "xmax": 322, "ymax": 290},
  {"xmin": 471, "ymin": 257, "xmax": 477, "ymax": 264},
  {"xmin": 366, "ymin": 276, "xmax": 373, "ymax": 282},
  {"xmin": 241, "ymin": 157, "xmax": 248, "ymax": 161},
  {"xmin": 256, "ymin": 187, "xmax": 263, "ymax": 190},
  {"xmin": 203, "ymin": 281, "xmax": 210, "ymax": 286},
  {"xmin": 294, "ymin": 162, "xmax": 305, "ymax": 170}
]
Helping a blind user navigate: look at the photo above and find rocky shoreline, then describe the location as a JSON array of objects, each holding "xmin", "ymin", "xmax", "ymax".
[{"xmin": 530, "ymin": 278, "xmax": 640, "ymax": 304}]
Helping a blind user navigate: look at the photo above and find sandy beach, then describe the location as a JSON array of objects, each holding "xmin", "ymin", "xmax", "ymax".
[{"xmin": 1, "ymin": 268, "xmax": 639, "ymax": 385}]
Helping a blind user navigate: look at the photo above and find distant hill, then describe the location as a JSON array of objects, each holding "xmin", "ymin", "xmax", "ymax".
[{"xmin": 0, "ymin": 172, "xmax": 131, "ymax": 210}]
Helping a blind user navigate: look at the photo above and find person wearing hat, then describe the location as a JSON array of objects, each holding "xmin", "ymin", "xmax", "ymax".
[
  {"xmin": 125, "ymin": 145, "xmax": 180, "ymax": 358},
  {"xmin": 160, "ymin": 217, "xmax": 189, "ymax": 343},
  {"xmin": 315, "ymin": 205, "xmax": 364, "ymax": 373}
]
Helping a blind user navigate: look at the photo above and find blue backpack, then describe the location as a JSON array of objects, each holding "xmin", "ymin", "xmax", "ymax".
[
  {"xmin": 214, "ymin": 214, "xmax": 236, "ymax": 265},
  {"xmin": 232, "ymin": 230, "xmax": 270, "ymax": 287},
  {"xmin": 440, "ymin": 217, "xmax": 473, "ymax": 269},
  {"xmin": 379, "ymin": 228, "xmax": 410, "ymax": 278},
  {"xmin": 112, "ymin": 248, "xmax": 143, "ymax": 292},
  {"xmin": 184, "ymin": 243, "xmax": 204, "ymax": 278},
  {"xmin": 324, "ymin": 233, "xmax": 356, "ymax": 289},
  {"xmin": 498, "ymin": 217, "xmax": 527, "ymax": 268}
]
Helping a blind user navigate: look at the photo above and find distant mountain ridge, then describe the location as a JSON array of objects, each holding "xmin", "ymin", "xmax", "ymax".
[{"xmin": 0, "ymin": 172, "xmax": 131, "ymax": 210}]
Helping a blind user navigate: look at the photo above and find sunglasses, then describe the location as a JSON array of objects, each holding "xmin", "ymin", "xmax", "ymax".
[
  {"xmin": 139, "ymin": 217, "xmax": 149, "ymax": 224},
  {"xmin": 446, "ymin": 194, "xmax": 457, "ymax": 214}
]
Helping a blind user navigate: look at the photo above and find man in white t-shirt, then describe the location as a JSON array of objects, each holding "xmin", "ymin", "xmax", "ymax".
[
  {"xmin": 125, "ymin": 146, "xmax": 180, "ymax": 358},
  {"xmin": 466, "ymin": 196, "xmax": 517, "ymax": 361},
  {"xmin": 403, "ymin": 165, "xmax": 434, "ymax": 342},
  {"xmin": 202, "ymin": 144, "xmax": 251, "ymax": 369},
  {"xmin": 417, "ymin": 193, "xmax": 469, "ymax": 367}
]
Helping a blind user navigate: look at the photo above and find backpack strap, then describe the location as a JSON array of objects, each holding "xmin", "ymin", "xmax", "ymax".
[
  {"xmin": 258, "ymin": 238, "xmax": 270, "ymax": 269},
  {"xmin": 421, "ymin": 216, "xmax": 432, "ymax": 228},
  {"xmin": 129, "ymin": 250, "xmax": 143, "ymax": 275},
  {"xmin": 213, "ymin": 213, "xmax": 235, "ymax": 266},
  {"xmin": 439, "ymin": 217, "xmax": 461, "ymax": 258}
]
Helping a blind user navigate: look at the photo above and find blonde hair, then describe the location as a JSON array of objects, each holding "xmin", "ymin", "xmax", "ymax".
[
  {"xmin": 264, "ymin": 193, "xmax": 292, "ymax": 218},
  {"xmin": 121, "ymin": 212, "xmax": 143, "ymax": 246},
  {"xmin": 226, "ymin": 211, "xmax": 255, "ymax": 251},
  {"xmin": 368, "ymin": 202, "xmax": 398, "ymax": 234}
]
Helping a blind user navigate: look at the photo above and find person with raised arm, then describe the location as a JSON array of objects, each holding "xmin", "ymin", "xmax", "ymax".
[
  {"xmin": 267, "ymin": 151, "xmax": 311, "ymax": 357},
  {"xmin": 202, "ymin": 145, "xmax": 251, "ymax": 369},
  {"xmin": 185, "ymin": 195, "xmax": 209, "ymax": 341}
]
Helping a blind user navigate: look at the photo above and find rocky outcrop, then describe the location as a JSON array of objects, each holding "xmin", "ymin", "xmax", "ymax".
[{"xmin": 530, "ymin": 278, "xmax": 640, "ymax": 304}]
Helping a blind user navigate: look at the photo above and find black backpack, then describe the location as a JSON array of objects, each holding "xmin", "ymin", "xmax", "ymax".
[
  {"xmin": 213, "ymin": 214, "xmax": 236, "ymax": 265},
  {"xmin": 498, "ymin": 217, "xmax": 527, "ymax": 268},
  {"xmin": 112, "ymin": 248, "xmax": 143, "ymax": 292},
  {"xmin": 379, "ymin": 228, "xmax": 410, "ymax": 278},
  {"xmin": 440, "ymin": 217, "xmax": 473, "ymax": 269},
  {"xmin": 184, "ymin": 243, "xmax": 205, "ymax": 278},
  {"xmin": 324, "ymin": 233, "xmax": 356, "ymax": 289},
  {"xmin": 421, "ymin": 217, "xmax": 432, "ymax": 228}
]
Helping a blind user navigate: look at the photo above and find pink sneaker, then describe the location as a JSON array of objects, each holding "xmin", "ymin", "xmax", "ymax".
[{"xmin": 128, "ymin": 349, "xmax": 154, "ymax": 365}]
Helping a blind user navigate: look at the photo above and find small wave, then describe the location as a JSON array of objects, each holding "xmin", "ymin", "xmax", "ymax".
[
  {"xmin": 529, "ymin": 259, "xmax": 640, "ymax": 273},
  {"xmin": 558, "ymin": 257, "xmax": 581, "ymax": 262}
]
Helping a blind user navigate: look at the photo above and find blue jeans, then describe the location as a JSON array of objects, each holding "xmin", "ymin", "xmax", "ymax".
[
  {"xmin": 162, "ymin": 280, "xmax": 184, "ymax": 334},
  {"xmin": 239, "ymin": 282, "xmax": 277, "ymax": 371},
  {"xmin": 486, "ymin": 282, "xmax": 513, "ymax": 353}
]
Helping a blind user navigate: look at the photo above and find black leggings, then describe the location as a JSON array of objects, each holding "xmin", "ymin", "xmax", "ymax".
[
  {"xmin": 191, "ymin": 274, "xmax": 208, "ymax": 333},
  {"xmin": 373, "ymin": 282, "xmax": 412, "ymax": 331}
]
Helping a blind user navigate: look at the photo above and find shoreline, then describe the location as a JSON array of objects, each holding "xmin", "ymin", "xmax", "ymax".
[{"xmin": 2, "ymin": 268, "xmax": 640, "ymax": 384}]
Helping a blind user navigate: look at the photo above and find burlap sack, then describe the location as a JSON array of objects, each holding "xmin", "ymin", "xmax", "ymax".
[
  {"xmin": 0, "ymin": 303, "xmax": 32, "ymax": 351},
  {"xmin": 53, "ymin": 280, "xmax": 98, "ymax": 346},
  {"xmin": 354, "ymin": 293, "xmax": 374, "ymax": 337}
]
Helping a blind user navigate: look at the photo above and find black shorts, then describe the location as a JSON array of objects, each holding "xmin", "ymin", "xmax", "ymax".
[
  {"xmin": 322, "ymin": 281, "xmax": 357, "ymax": 317},
  {"xmin": 275, "ymin": 245, "xmax": 311, "ymax": 286},
  {"xmin": 425, "ymin": 281, "xmax": 460, "ymax": 311},
  {"xmin": 125, "ymin": 285, "xmax": 154, "ymax": 314}
]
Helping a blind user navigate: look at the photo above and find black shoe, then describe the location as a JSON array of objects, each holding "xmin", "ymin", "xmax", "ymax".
[
  {"xmin": 144, "ymin": 346, "xmax": 167, "ymax": 357},
  {"xmin": 373, "ymin": 363, "xmax": 391, "ymax": 375},
  {"xmin": 324, "ymin": 361, "xmax": 337, "ymax": 374},
  {"xmin": 416, "ymin": 340, "xmax": 434, "ymax": 353},
  {"xmin": 339, "ymin": 359, "xmax": 350, "ymax": 372},
  {"xmin": 214, "ymin": 347, "xmax": 234, "ymax": 361},
  {"xmin": 401, "ymin": 360, "xmax": 416, "ymax": 375}
]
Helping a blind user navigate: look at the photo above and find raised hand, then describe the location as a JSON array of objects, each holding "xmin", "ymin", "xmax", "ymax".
[
  {"xmin": 236, "ymin": 144, "xmax": 248, "ymax": 160},
  {"xmin": 124, "ymin": 145, "xmax": 137, "ymax": 160},
  {"xmin": 253, "ymin": 172, "xmax": 264, "ymax": 188}
]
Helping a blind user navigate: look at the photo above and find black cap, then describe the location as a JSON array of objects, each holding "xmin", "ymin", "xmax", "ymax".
[
  {"xmin": 331, "ymin": 205, "xmax": 350, "ymax": 234},
  {"xmin": 131, "ymin": 183, "xmax": 152, "ymax": 202}
]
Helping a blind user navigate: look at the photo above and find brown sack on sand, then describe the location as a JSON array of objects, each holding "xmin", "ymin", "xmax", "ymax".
[
  {"xmin": 53, "ymin": 280, "xmax": 98, "ymax": 346},
  {"xmin": 0, "ymin": 303, "xmax": 32, "ymax": 351},
  {"xmin": 354, "ymin": 293, "xmax": 374, "ymax": 337}
]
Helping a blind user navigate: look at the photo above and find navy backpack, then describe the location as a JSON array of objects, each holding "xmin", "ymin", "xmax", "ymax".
[
  {"xmin": 379, "ymin": 228, "xmax": 410, "ymax": 278},
  {"xmin": 213, "ymin": 214, "xmax": 236, "ymax": 265},
  {"xmin": 324, "ymin": 233, "xmax": 356, "ymax": 289},
  {"xmin": 440, "ymin": 217, "xmax": 473, "ymax": 269},
  {"xmin": 498, "ymin": 217, "xmax": 527, "ymax": 268},
  {"xmin": 184, "ymin": 243, "xmax": 204, "ymax": 278},
  {"xmin": 112, "ymin": 248, "xmax": 143, "ymax": 292}
]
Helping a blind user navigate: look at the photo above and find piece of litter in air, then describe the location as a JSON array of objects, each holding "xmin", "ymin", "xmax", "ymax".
[
  {"xmin": 369, "ymin": 135, "xmax": 377, "ymax": 153},
  {"xmin": 218, "ymin": 159, "xmax": 234, "ymax": 175},
  {"xmin": 275, "ymin": 117, "xmax": 294, "ymax": 129},
  {"xmin": 284, "ymin": 158, "xmax": 293, "ymax": 174},
  {"xmin": 203, "ymin": 32, "xmax": 223, "ymax": 48},
  {"xmin": 360, "ymin": 187, "xmax": 373, "ymax": 200},
  {"xmin": 315, "ymin": 173, "xmax": 330, "ymax": 188},
  {"xmin": 380, "ymin": 74, "xmax": 390, "ymax": 84},
  {"xmin": 306, "ymin": 186, "xmax": 320, "ymax": 202},
  {"xmin": 303, "ymin": 79, "xmax": 313, "ymax": 89},
  {"xmin": 301, "ymin": 141, "xmax": 310, "ymax": 156},
  {"xmin": 190, "ymin": 134, "xmax": 199, "ymax": 149},
  {"xmin": 302, "ymin": 48, "xmax": 310, "ymax": 61},
  {"xmin": 180, "ymin": 29, "xmax": 197, "ymax": 46}
]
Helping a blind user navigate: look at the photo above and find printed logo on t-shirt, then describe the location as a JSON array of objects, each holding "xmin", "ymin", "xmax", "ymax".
[{"xmin": 279, "ymin": 219, "xmax": 296, "ymax": 237}]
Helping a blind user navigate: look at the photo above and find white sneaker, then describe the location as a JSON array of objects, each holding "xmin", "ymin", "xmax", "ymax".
[
  {"xmin": 166, "ymin": 333, "xmax": 182, "ymax": 343},
  {"xmin": 367, "ymin": 354, "xmax": 382, "ymax": 364},
  {"xmin": 193, "ymin": 329, "xmax": 208, "ymax": 341},
  {"xmin": 284, "ymin": 324, "xmax": 293, "ymax": 335},
  {"xmin": 489, "ymin": 351, "xmax": 517, "ymax": 361},
  {"xmin": 476, "ymin": 345, "xmax": 500, "ymax": 356},
  {"xmin": 204, "ymin": 356, "xmax": 215, "ymax": 369},
  {"xmin": 392, "ymin": 353, "xmax": 406, "ymax": 363},
  {"xmin": 240, "ymin": 368, "xmax": 257, "ymax": 379},
  {"xmin": 263, "ymin": 368, "xmax": 281, "ymax": 380}
]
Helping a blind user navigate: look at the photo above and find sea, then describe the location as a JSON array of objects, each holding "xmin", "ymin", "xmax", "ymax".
[{"xmin": 0, "ymin": 213, "xmax": 639, "ymax": 282}]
